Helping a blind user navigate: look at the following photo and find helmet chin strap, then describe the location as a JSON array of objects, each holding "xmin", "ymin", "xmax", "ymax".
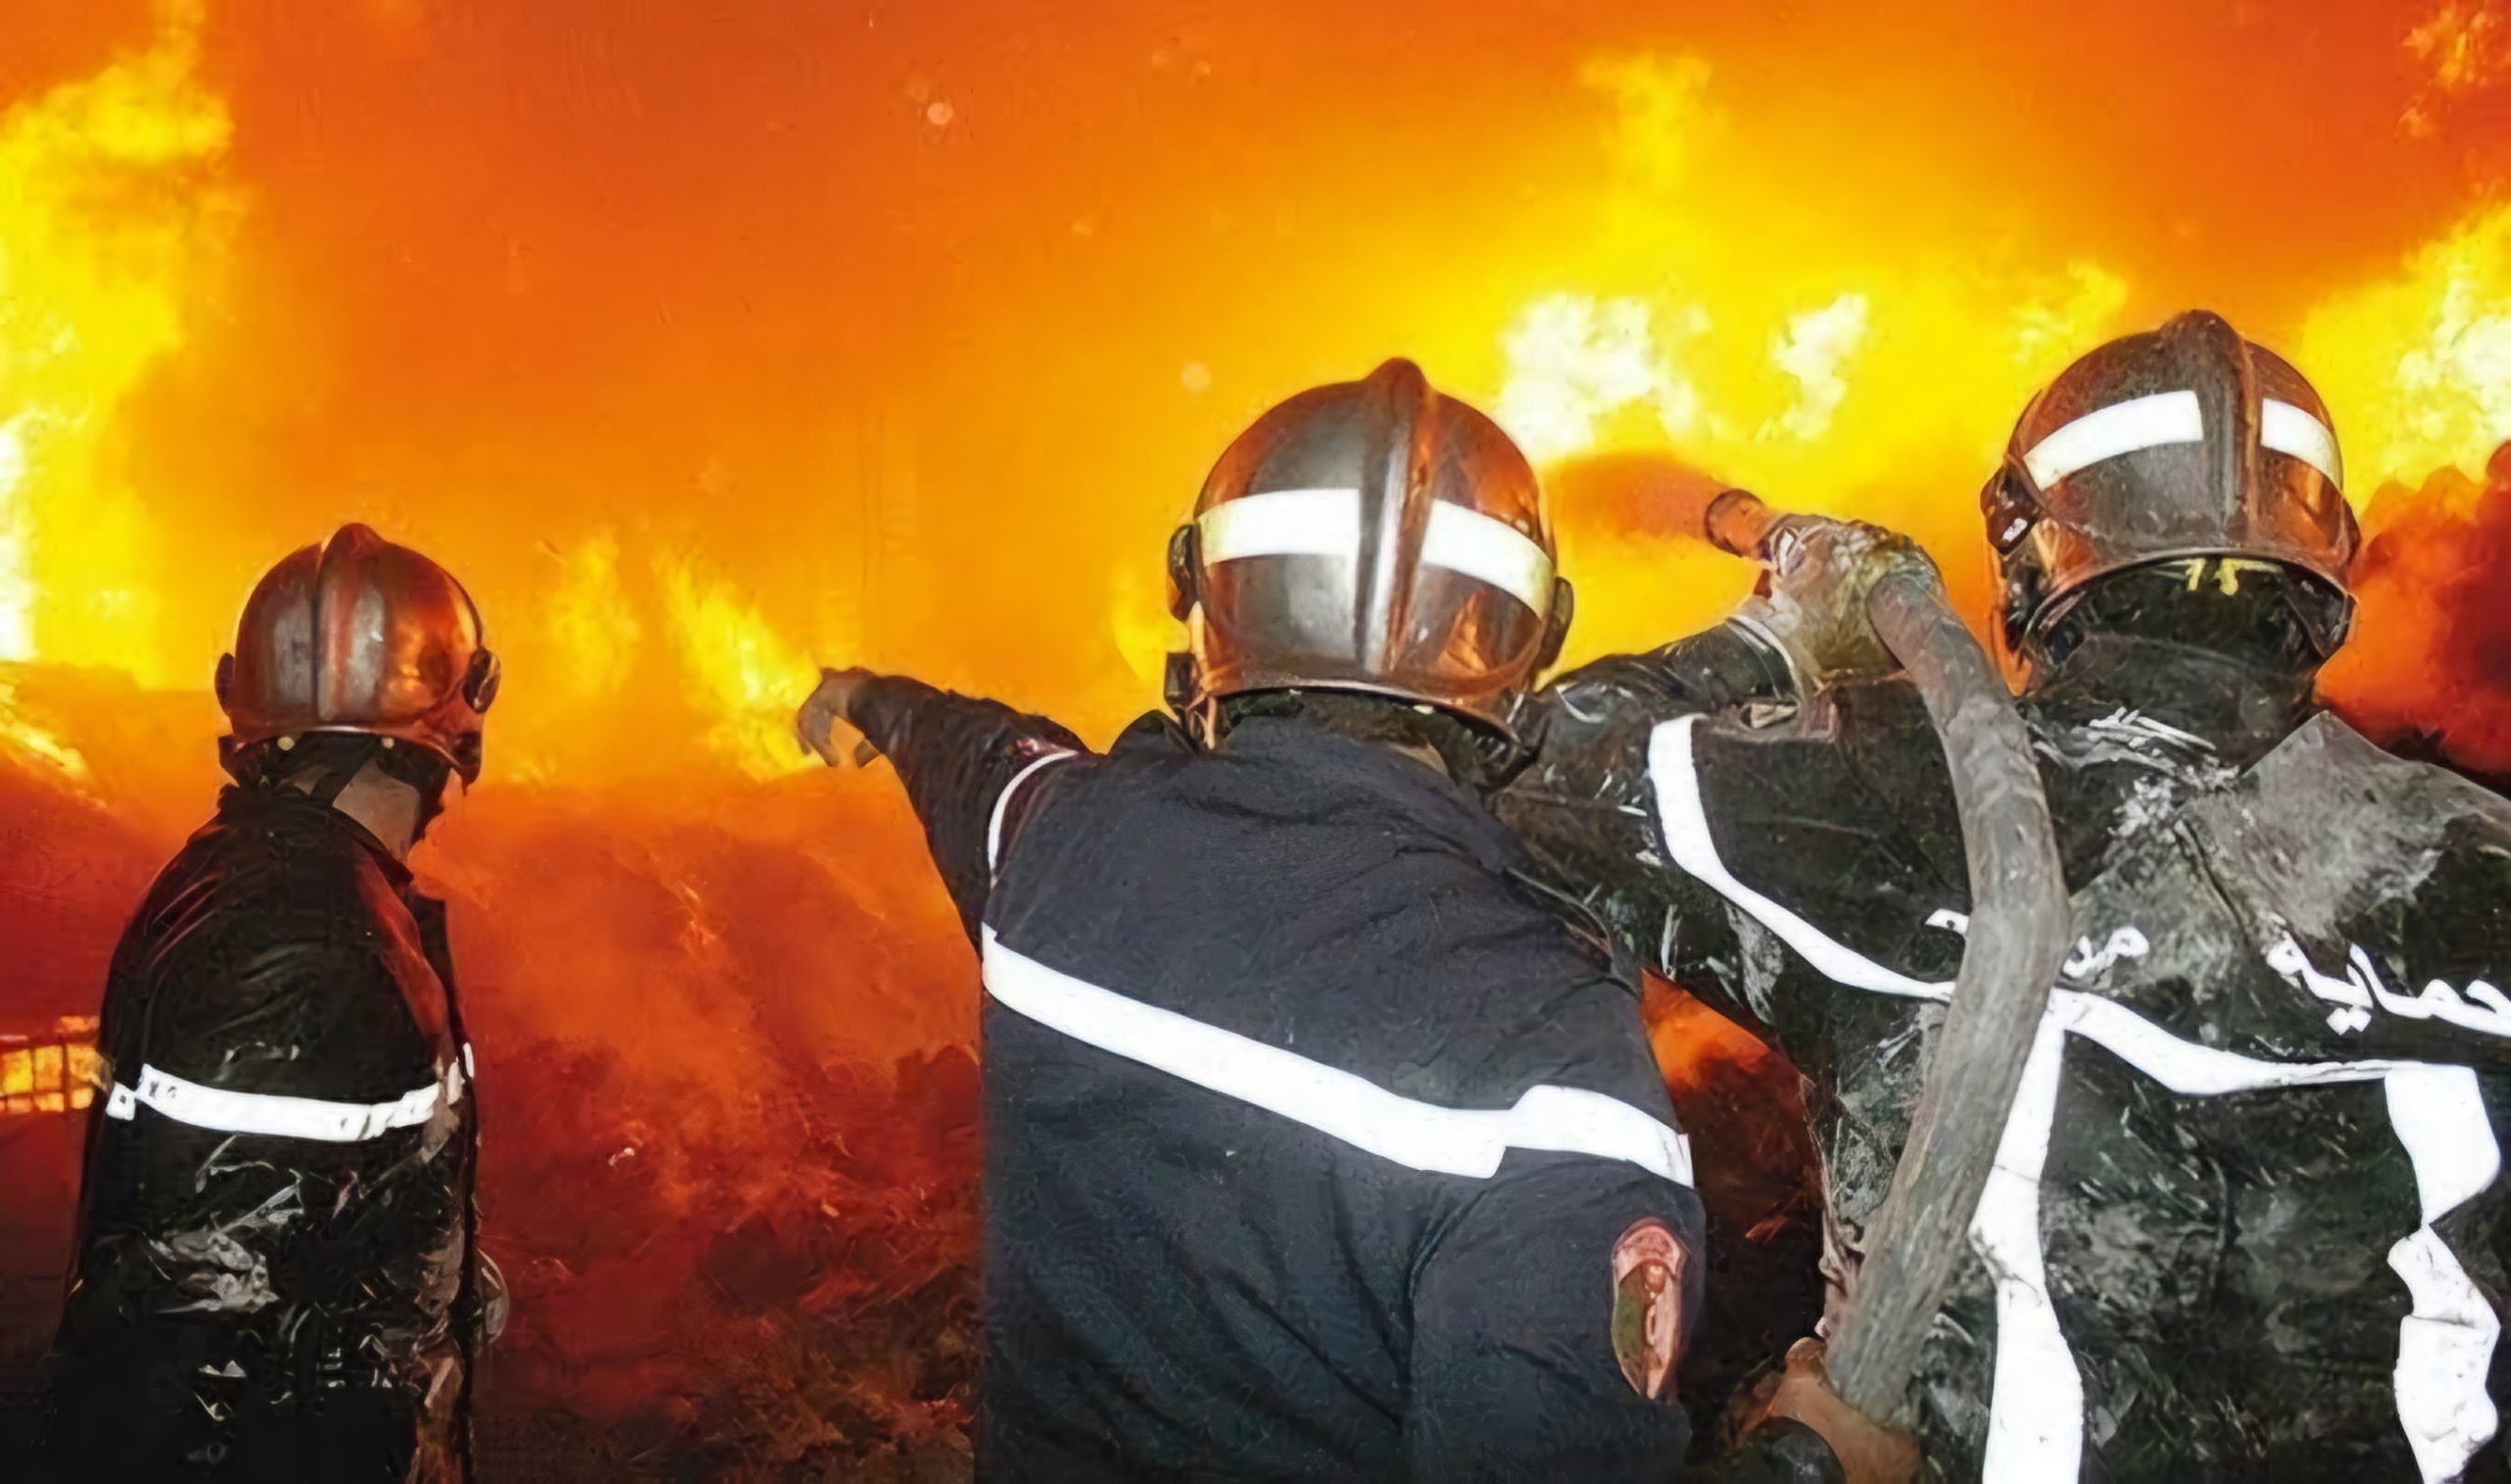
[{"xmin": 409, "ymin": 761, "xmax": 454, "ymax": 839}]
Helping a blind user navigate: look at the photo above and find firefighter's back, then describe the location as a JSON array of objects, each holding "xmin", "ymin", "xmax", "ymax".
[
  {"xmin": 1664, "ymin": 686, "xmax": 2510, "ymax": 1482},
  {"xmin": 47, "ymin": 787, "xmax": 470, "ymax": 1483},
  {"xmin": 972, "ymin": 712, "xmax": 1697, "ymax": 1482}
]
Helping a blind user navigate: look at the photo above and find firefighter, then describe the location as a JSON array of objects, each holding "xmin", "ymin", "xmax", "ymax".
[
  {"xmin": 1500, "ymin": 312, "xmax": 2511, "ymax": 1482},
  {"xmin": 795, "ymin": 360, "xmax": 1913, "ymax": 1483},
  {"xmin": 43, "ymin": 525, "xmax": 501, "ymax": 1483}
]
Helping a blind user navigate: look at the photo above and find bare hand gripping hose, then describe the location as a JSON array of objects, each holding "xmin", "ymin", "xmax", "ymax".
[{"xmin": 1704, "ymin": 488, "xmax": 2072, "ymax": 1422}]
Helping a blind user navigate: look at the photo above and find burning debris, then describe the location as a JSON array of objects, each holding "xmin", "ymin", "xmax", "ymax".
[{"xmin": 0, "ymin": 1017, "xmax": 97, "ymax": 1116}]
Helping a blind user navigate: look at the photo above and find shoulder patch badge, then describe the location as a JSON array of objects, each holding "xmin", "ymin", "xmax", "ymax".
[{"xmin": 1611, "ymin": 1216, "xmax": 1686, "ymax": 1400}]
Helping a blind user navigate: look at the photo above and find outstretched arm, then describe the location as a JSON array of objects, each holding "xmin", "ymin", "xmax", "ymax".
[
  {"xmin": 1503, "ymin": 519, "xmax": 1932, "ymax": 1035},
  {"xmin": 797, "ymin": 667, "xmax": 1088, "ymax": 937},
  {"xmin": 1499, "ymin": 622, "xmax": 1800, "ymax": 1034}
]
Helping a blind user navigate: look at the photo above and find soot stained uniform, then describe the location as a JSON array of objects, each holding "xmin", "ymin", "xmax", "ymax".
[
  {"xmin": 851, "ymin": 675, "xmax": 1836, "ymax": 1483},
  {"xmin": 44, "ymin": 788, "xmax": 482, "ymax": 1484},
  {"xmin": 1501, "ymin": 626, "xmax": 2511, "ymax": 1484}
]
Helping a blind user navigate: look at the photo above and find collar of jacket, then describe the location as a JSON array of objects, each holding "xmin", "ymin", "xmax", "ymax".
[
  {"xmin": 1122, "ymin": 709, "xmax": 1524, "ymax": 872},
  {"xmin": 216, "ymin": 784, "xmax": 419, "ymax": 893},
  {"xmin": 2023, "ymin": 632, "xmax": 2318, "ymax": 771}
]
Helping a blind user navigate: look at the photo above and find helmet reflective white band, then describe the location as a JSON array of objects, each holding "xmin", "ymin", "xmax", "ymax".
[
  {"xmin": 1422, "ymin": 501, "xmax": 1557, "ymax": 617},
  {"xmin": 1197, "ymin": 486, "xmax": 1556, "ymax": 616},
  {"xmin": 1176, "ymin": 358, "xmax": 1563, "ymax": 748},
  {"xmin": 1986, "ymin": 312, "xmax": 2360, "ymax": 683},
  {"xmin": 2023, "ymin": 391, "xmax": 2342, "ymax": 493},
  {"xmin": 1197, "ymin": 487, "xmax": 1359, "ymax": 563},
  {"xmin": 2259, "ymin": 398, "xmax": 2343, "ymax": 489},
  {"xmin": 2023, "ymin": 391, "xmax": 2201, "ymax": 487}
]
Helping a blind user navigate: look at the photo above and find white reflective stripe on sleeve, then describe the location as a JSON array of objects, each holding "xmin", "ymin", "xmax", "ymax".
[
  {"xmin": 105, "ymin": 1062, "xmax": 442, "ymax": 1143},
  {"xmin": 2052, "ymin": 991, "xmax": 2406, "ymax": 1095},
  {"xmin": 1422, "ymin": 500, "xmax": 1555, "ymax": 615},
  {"xmin": 2390, "ymin": 1228, "xmax": 2503, "ymax": 1484},
  {"xmin": 2022, "ymin": 389, "xmax": 2204, "ymax": 488},
  {"xmin": 2387, "ymin": 1065, "xmax": 2505, "ymax": 1222},
  {"xmin": 1197, "ymin": 487, "xmax": 1359, "ymax": 563},
  {"xmin": 2261, "ymin": 397, "xmax": 2344, "ymax": 490},
  {"xmin": 1972, "ymin": 1014, "xmax": 2083, "ymax": 1482},
  {"xmin": 2382, "ymin": 1065, "xmax": 2503, "ymax": 1482},
  {"xmin": 1646, "ymin": 704, "xmax": 2510, "ymax": 1476},
  {"xmin": 979, "ymin": 928, "xmax": 1691, "ymax": 1184},
  {"xmin": 1971, "ymin": 1000, "xmax": 2480, "ymax": 1483},
  {"xmin": 988, "ymin": 749, "xmax": 1079, "ymax": 875},
  {"xmin": 1647, "ymin": 716, "xmax": 1951, "ymax": 1000}
]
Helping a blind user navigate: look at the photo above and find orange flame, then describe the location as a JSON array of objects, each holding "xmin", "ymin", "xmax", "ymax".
[
  {"xmin": 0, "ymin": 0, "xmax": 235, "ymax": 684},
  {"xmin": 3, "ymin": 4, "xmax": 2511, "ymax": 1466}
]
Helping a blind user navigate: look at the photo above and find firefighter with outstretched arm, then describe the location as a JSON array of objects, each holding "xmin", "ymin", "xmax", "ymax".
[
  {"xmin": 796, "ymin": 360, "xmax": 1914, "ymax": 1482},
  {"xmin": 1500, "ymin": 313, "xmax": 2511, "ymax": 1482}
]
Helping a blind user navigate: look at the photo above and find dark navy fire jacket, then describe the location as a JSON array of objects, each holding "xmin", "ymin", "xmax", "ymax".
[{"xmin": 850, "ymin": 676, "xmax": 1838, "ymax": 1484}]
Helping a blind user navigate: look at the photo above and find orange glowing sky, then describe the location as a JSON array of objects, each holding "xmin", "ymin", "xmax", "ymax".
[{"xmin": 5, "ymin": 0, "xmax": 2511, "ymax": 793}]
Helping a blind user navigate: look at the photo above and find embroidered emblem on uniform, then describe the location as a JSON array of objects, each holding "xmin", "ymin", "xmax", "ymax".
[{"xmin": 1611, "ymin": 1217, "xmax": 1685, "ymax": 1400}]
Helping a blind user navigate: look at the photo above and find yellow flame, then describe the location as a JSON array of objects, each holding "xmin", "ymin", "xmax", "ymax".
[
  {"xmin": 1485, "ymin": 52, "xmax": 2144, "ymax": 665},
  {"xmin": 546, "ymin": 530, "xmax": 644, "ymax": 699},
  {"xmin": 1493, "ymin": 54, "xmax": 2131, "ymax": 526},
  {"xmin": 2007, "ymin": 263, "xmax": 2131, "ymax": 374},
  {"xmin": 2403, "ymin": 1, "xmax": 2510, "ymax": 134},
  {"xmin": 1518, "ymin": 47, "xmax": 2511, "ymax": 537},
  {"xmin": 0, "ymin": 417, "xmax": 29, "ymax": 658},
  {"xmin": 2298, "ymin": 202, "xmax": 2511, "ymax": 491},
  {"xmin": 1761, "ymin": 293, "xmax": 1870, "ymax": 442},
  {"xmin": 0, "ymin": 676, "xmax": 91, "ymax": 788},
  {"xmin": 1580, "ymin": 52, "xmax": 1719, "ymax": 192},
  {"xmin": 1107, "ymin": 558, "xmax": 1180, "ymax": 693},
  {"xmin": 1495, "ymin": 269, "xmax": 2123, "ymax": 496},
  {"xmin": 0, "ymin": 0, "xmax": 239, "ymax": 681},
  {"xmin": 655, "ymin": 551, "xmax": 820, "ymax": 779},
  {"xmin": 1495, "ymin": 294, "xmax": 1707, "ymax": 465}
]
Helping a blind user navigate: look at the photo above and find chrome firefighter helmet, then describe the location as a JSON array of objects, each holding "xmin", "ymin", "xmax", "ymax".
[
  {"xmin": 216, "ymin": 524, "xmax": 499, "ymax": 783},
  {"xmin": 1980, "ymin": 310, "xmax": 2357, "ymax": 682},
  {"xmin": 1164, "ymin": 359, "xmax": 1572, "ymax": 750}
]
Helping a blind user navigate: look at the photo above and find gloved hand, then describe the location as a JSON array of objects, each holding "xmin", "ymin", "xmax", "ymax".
[
  {"xmin": 795, "ymin": 666, "xmax": 881, "ymax": 768},
  {"xmin": 1757, "ymin": 1338, "xmax": 1920, "ymax": 1484},
  {"xmin": 1732, "ymin": 517, "xmax": 1935, "ymax": 694}
]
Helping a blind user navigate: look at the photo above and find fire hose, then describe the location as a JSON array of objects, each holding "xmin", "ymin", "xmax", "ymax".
[{"xmin": 1702, "ymin": 488, "xmax": 2072, "ymax": 1423}]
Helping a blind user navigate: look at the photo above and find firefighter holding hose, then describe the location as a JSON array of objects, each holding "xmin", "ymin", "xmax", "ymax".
[
  {"xmin": 797, "ymin": 360, "xmax": 1912, "ymax": 1482},
  {"xmin": 43, "ymin": 526, "xmax": 501, "ymax": 1483},
  {"xmin": 1501, "ymin": 312, "xmax": 2511, "ymax": 1482}
]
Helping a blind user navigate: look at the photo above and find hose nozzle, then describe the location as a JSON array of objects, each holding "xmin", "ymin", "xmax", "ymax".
[{"xmin": 1703, "ymin": 487, "xmax": 1781, "ymax": 561}]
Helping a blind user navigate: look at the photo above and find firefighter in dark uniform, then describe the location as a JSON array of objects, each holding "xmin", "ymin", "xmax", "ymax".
[
  {"xmin": 797, "ymin": 360, "xmax": 1913, "ymax": 1483},
  {"xmin": 1500, "ymin": 313, "xmax": 2511, "ymax": 1482},
  {"xmin": 43, "ymin": 525, "xmax": 502, "ymax": 1483}
]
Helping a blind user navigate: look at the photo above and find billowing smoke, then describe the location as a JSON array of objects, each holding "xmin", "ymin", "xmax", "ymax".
[{"xmin": 2321, "ymin": 443, "xmax": 2511, "ymax": 778}]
